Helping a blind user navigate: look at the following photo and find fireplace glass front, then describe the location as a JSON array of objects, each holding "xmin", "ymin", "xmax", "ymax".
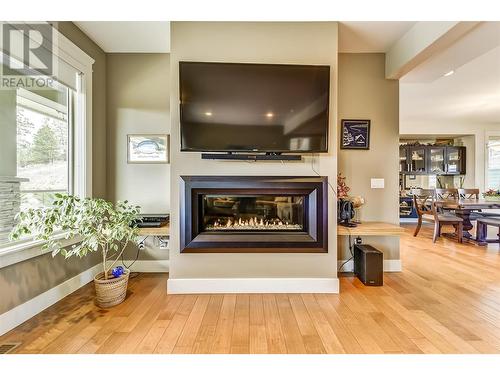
[{"xmin": 201, "ymin": 194, "xmax": 306, "ymax": 232}]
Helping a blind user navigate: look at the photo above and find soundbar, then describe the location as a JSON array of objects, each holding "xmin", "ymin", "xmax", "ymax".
[{"xmin": 201, "ymin": 153, "xmax": 302, "ymax": 161}]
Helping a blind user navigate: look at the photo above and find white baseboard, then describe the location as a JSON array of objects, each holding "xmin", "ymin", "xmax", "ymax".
[
  {"xmin": 128, "ymin": 260, "xmax": 169, "ymax": 273},
  {"xmin": 167, "ymin": 277, "xmax": 339, "ymax": 294},
  {"xmin": 338, "ymin": 259, "xmax": 402, "ymax": 273},
  {"xmin": 0, "ymin": 263, "xmax": 101, "ymax": 336}
]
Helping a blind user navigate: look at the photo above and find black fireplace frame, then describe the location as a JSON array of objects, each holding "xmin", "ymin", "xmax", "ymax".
[{"xmin": 180, "ymin": 176, "xmax": 328, "ymax": 253}]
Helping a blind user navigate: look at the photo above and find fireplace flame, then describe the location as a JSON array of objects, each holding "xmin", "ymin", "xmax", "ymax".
[{"xmin": 206, "ymin": 217, "xmax": 302, "ymax": 231}]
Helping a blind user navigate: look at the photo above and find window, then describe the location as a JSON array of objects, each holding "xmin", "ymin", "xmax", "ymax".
[
  {"xmin": 487, "ymin": 136, "xmax": 500, "ymax": 190},
  {"xmin": 0, "ymin": 79, "xmax": 76, "ymax": 248},
  {"xmin": 0, "ymin": 22, "xmax": 94, "ymax": 255},
  {"xmin": 16, "ymin": 86, "xmax": 74, "ymax": 210}
]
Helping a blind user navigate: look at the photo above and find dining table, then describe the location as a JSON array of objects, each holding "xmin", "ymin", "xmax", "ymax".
[{"xmin": 435, "ymin": 198, "xmax": 500, "ymax": 244}]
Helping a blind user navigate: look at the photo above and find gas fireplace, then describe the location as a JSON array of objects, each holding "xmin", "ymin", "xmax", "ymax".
[{"xmin": 180, "ymin": 176, "xmax": 328, "ymax": 253}]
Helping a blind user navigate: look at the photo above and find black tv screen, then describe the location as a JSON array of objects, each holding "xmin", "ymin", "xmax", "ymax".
[{"xmin": 179, "ymin": 62, "xmax": 330, "ymax": 153}]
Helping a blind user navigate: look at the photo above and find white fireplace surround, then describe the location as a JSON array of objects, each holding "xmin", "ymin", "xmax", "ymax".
[{"xmin": 167, "ymin": 22, "xmax": 339, "ymax": 293}]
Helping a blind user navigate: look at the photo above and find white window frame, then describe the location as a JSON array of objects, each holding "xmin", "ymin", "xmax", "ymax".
[
  {"xmin": 485, "ymin": 130, "xmax": 500, "ymax": 191},
  {"xmin": 0, "ymin": 22, "xmax": 94, "ymax": 267}
]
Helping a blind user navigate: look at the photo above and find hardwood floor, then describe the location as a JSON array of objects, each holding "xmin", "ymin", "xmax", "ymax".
[{"xmin": 1, "ymin": 224, "xmax": 499, "ymax": 354}]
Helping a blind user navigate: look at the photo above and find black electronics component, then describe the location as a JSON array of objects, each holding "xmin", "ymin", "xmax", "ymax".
[
  {"xmin": 354, "ymin": 244, "xmax": 383, "ymax": 286},
  {"xmin": 180, "ymin": 61, "xmax": 330, "ymax": 153},
  {"xmin": 337, "ymin": 199, "xmax": 356, "ymax": 227},
  {"xmin": 134, "ymin": 214, "xmax": 169, "ymax": 228},
  {"xmin": 201, "ymin": 153, "xmax": 302, "ymax": 161}
]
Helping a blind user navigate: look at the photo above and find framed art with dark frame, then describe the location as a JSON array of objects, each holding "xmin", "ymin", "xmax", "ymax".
[{"xmin": 340, "ymin": 119, "xmax": 370, "ymax": 150}]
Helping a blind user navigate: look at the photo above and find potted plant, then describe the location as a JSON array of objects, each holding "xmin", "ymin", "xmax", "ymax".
[
  {"xmin": 483, "ymin": 189, "xmax": 500, "ymax": 202},
  {"xmin": 10, "ymin": 194, "xmax": 140, "ymax": 308}
]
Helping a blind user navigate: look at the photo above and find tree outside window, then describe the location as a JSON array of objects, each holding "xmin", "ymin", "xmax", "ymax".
[{"xmin": 16, "ymin": 89, "xmax": 70, "ymax": 210}]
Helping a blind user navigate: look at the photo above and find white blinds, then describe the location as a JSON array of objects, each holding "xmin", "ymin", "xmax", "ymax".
[
  {"xmin": 55, "ymin": 58, "xmax": 79, "ymax": 91},
  {"xmin": 0, "ymin": 22, "xmax": 80, "ymax": 91}
]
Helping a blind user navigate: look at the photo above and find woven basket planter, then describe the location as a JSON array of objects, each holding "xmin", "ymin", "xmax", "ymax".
[{"xmin": 94, "ymin": 269, "xmax": 130, "ymax": 308}]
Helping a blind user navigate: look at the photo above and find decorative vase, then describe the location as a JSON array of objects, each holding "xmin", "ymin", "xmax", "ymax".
[
  {"xmin": 94, "ymin": 269, "xmax": 129, "ymax": 308},
  {"xmin": 349, "ymin": 196, "xmax": 365, "ymax": 223}
]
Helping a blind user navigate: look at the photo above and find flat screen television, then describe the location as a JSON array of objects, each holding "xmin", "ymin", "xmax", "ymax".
[{"xmin": 179, "ymin": 61, "xmax": 330, "ymax": 153}]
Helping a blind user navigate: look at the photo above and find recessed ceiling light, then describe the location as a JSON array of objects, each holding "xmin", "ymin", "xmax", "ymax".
[
  {"xmin": 266, "ymin": 112, "xmax": 274, "ymax": 118},
  {"xmin": 443, "ymin": 70, "xmax": 455, "ymax": 77},
  {"xmin": 205, "ymin": 111, "xmax": 212, "ymax": 116}
]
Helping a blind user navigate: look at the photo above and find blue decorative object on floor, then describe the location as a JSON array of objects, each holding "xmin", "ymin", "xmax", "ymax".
[{"xmin": 112, "ymin": 266, "xmax": 124, "ymax": 278}]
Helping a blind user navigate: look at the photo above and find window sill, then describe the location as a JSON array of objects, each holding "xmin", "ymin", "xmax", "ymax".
[{"xmin": 0, "ymin": 233, "xmax": 81, "ymax": 269}]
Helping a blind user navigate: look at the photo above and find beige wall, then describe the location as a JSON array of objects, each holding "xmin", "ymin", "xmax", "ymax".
[
  {"xmin": 337, "ymin": 53, "xmax": 400, "ymax": 261},
  {"xmin": 106, "ymin": 54, "xmax": 171, "ymax": 213},
  {"xmin": 106, "ymin": 53, "xmax": 171, "ymax": 262},
  {"xmin": 457, "ymin": 135, "xmax": 476, "ymax": 189},
  {"xmin": 0, "ymin": 251, "xmax": 100, "ymax": 314},
  {"xmin": 169, "ymin": 22, "xmax": 339, "ymax": 280}
]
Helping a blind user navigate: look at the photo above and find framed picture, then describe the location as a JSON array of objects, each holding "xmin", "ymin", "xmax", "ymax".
[
  {"xmin": 340, "ymin": 119, "xmax": 370, "ymax": 150},
  {"xmin": 127, "ymin": 134, "xmax": 169, "ymax": 164}
]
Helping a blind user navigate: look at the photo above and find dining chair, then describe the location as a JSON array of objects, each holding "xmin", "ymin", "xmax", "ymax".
[
  {"xmin": 434, "ymin": 188, "xmax": 458, "ymax": 215},
  {"xmin": 457, "ymin": 188, "xmax": 500, "ymax": 219},
  {"xmin": 435, "ymin": 188, "xmax": 458, "ymax": 200},
  {"xmin": 411, "ymin": 188, "xmax": 434, "ymax": 237},
  {"xmin": 435, "ymin": 189, "xmax": 458, "ymax": 200},
  {"xmin": 458, "ymin": 188, "xmax": 480, "ymax": 199},
  {"xmin": 412, "ymin": 189, "xmax": 463, "ymax": 243}
]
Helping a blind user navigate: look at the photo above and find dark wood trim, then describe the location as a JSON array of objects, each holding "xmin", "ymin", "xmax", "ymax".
[
  {"xmin": 180, "ymin": 176, "xmax": 328, "ymax": 253},
  {"xmin": 180, "ymin": 247, "xmax": 327, "ymax": 254}
]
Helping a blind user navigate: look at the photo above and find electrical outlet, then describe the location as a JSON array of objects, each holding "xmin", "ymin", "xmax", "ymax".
[{"xmin": 371, "ymin": 178, "xmax": 385, "ymax": 189}]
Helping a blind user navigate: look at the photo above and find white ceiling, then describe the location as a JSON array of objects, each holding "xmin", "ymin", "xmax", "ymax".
[
  {"xmin": 74, "ymin": 21, "xmax": 415, "ymax": 54},
  {"xmin": 74, "ymin": 21, "xmax": 170, "ymax": 53},
  {"xmin": 338, "ymin": 21, "xmax": 416, "ymax": 53},
  {"xmin": 400, "ymin": 22, "xmax": 500, "ymax": 125},
  {"xmin": 72, "ymin": 21, "xmax": 500, "ymax": 126}
]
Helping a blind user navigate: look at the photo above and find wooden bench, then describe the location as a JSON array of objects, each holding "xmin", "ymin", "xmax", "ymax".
[{"xmin": 476, "ymin": 217, "xmax": 500, "ymax": 247}]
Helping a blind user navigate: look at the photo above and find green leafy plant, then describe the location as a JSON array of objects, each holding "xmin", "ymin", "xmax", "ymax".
[
  {"xmin": 31, "ymin": 123, "xmax": 60, "ymax": 164},
  {"xmin": 10, "ymin": 194, "xmax": 141, "ymax": 280}
]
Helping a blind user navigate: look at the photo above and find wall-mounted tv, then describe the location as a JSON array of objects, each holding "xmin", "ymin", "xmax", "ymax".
[{"xmin": 179, "ymin": 61, "xmax": 330, "ymax": 153}]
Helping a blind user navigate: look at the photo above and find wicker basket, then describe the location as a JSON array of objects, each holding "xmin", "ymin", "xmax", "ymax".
[{"xmin": 94, "ymin": 269, "xmax": 130, "ymax": 308}]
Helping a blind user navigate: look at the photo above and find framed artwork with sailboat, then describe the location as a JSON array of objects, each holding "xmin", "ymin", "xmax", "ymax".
[{"xmin": 340, "ymin": 119, "xmax": 370, "ymax": 150}]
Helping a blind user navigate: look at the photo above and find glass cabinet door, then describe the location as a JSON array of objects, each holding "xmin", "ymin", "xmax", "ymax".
[
  {"xmin": 399, "ymin": 146, "xmax": 409, "ymax": 173},
  {"xmin": 429, "ymin": 147, "xmax": 446, "ymax": 174},
  {"xmin": 446, "ymin": 147, "xmax": 463, "ymax": 174},
  {"xmin": 410, "ymin": 147, "xmax": 426, "ymax": 173}
]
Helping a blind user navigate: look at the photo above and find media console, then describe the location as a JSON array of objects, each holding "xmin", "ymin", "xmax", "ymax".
[{"xmin": 201, "ymin": 153, "xmax": 302, "ymax": 161}]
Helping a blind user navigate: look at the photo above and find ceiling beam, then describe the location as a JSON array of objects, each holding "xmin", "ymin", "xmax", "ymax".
[{"xmin": 385, "ymin": 21, "xmax": 480, "ymax": 79}]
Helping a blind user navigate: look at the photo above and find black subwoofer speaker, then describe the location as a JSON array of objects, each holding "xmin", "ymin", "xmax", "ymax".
[{"xmin": 354, "ymin": 244, "xmax": 383, "ymax": 286}]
